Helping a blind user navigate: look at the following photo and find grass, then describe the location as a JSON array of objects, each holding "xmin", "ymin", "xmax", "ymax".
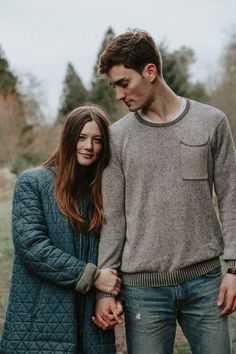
[
  {"xmin": 0, "ymin": 199, "xmax": 13, "ymax": 334},
  {"xmin": 0, "ymin": 199, "xmax": 236, "ymax": 353}
]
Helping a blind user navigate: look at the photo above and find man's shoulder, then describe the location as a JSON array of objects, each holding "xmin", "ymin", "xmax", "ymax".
[
  {"xmin": 189, "ymin": 99, "xmax": 226, "ymax": 125},
  {"xmin": 109, "ymin": 112, "xmax": 136, "ymax": 147},
  {"xmin": 111, "ymin": 112, "xmax": 136, "ymax": 132}
]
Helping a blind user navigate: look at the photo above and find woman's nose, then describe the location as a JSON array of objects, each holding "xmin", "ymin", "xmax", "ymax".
[{"xmin": 84, "ymin": 139, "xmax": 93, "ymax": 149}]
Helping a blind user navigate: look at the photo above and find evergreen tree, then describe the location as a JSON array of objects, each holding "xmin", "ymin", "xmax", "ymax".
[
  {"xmin": 161, "ymin": 43, "xmax": 208, "ymax": 101},
  {"xmin": 0, "ymin": 45, "xmax": 18, "ymax": 95},
  {"xmin": 57, "ymin": 62, "xmax": 88, "ymax": 123},
  {"xmin": 89, "ymin": 27, "xmax": 118, "ymax": 120},
  {"xmin": 210, "ymin": 32, "xmax": 236, "ymax": 143}
]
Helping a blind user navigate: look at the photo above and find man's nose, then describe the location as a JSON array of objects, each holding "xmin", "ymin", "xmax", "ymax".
[{"xmin": 115, "ymin": 87, "xmax": 125, "ymax": 101}]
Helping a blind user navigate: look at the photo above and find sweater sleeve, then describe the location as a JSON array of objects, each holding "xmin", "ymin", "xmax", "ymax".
[
  {"xmin": 212, "ymin": 117, "xmax": 236, "ymax": 265},
  {"xmin": 12, "ymin": 172, "xmax": 99, "ymax": 294},
  {"xmin": 97, "ymin": 142, "xmax": 126, "ymax": 270}
]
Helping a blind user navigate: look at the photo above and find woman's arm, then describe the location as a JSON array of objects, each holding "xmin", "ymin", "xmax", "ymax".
[{"xmin": 12, "ymin": 170, "xmax": 120, "ymax": 295}]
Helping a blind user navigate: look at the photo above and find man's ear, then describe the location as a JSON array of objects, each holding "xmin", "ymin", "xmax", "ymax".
[{"xmin": 143, "ymin": 64, "xmax": 157, "ymax": 82}]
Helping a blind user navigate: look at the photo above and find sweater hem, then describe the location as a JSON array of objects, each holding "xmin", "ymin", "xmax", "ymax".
[{"xmin": 121, "ymin": 257, "xmax": 221, "ymax": 287}]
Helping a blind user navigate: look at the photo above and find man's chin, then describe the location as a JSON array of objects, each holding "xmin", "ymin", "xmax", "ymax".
[{"xmin": 126, "ymin": 105, "xmax": 138, "ymax": 112}]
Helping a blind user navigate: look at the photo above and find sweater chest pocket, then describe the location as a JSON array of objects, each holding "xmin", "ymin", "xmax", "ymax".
[{"xmin": 180, "ymin": 141, "xmax": 208, "ymax": 180}]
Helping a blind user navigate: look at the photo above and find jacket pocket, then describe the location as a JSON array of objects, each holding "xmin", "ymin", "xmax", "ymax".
[{"xmin": 180, "ymin": 141, "xmax": 208, "ymax": 180}]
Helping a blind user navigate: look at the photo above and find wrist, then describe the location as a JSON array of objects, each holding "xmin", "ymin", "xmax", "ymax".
[{"xmin": 227, "ymin": 268, "xmax": 236, "ymax": 275}]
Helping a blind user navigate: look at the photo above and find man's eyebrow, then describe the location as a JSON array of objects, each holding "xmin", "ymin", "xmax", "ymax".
[{"xmin": 109, "ymin": 78, "xmax": 126, "ymax": 86}]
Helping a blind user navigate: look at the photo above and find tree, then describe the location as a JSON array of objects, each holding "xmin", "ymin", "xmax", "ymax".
[
  {"xmin": 0, "ymin": 94, "xmax": 26, "ymax": 167},
  {"xmin": 89, "ymin": 27, "xmax": 120, "ymax": 121},
  {"xmin": 57, "ymin": 62, "xmax": 88, "ymax": 123},
  {"xmin": 161, "ymin": 43, "xmax": 208, "ymax": 101},
  {"xmin": 0, "ymin": 46, "xmax": 26, "ymax": 167},
  {"xmin": 210, "ymin": 32, "xmax": 236, "ymax": 143},
  {"xmin": 19, "ymin": 72, "xmax": 46, "ymax": 125},
  {"xmin": 0, "ymin": 46, "xmax": 48, "ymax": 172},
  {"xmin": 0, "ymin": 45, "xmax": 18, "ymax": 95}
]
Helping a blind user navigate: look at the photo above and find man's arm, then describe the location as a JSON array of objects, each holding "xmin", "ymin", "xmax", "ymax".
[
  {"xmin": 213, "ymin": 116, "xmax": 236, "ymax": 314},
  {"xmin": 98, "ymin": 142, "xmax": 126, "ymax": 270},
  {"xmin": 94, "ymin": 142, "xmax": 126, "ymax": 327}
]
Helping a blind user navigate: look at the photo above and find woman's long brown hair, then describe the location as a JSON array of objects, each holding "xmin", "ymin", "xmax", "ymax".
[{"xmin": 43, "ymin": 105, "xmax": 111, "ymax": 233}]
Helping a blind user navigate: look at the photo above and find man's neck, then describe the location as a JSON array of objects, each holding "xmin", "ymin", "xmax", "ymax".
[{"xmin": 142, "ymin": 80, "xmax": 183, "ymax": 123}]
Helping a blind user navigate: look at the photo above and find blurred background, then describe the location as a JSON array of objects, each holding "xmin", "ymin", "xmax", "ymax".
[{"xmin": 1, "ymin": 0, "xmax": 236, "ymax": 352}]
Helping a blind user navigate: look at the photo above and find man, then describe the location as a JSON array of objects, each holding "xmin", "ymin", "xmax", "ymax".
[{"xmin": 92, "ymin": 29, "xmax": 236, "ymax": 354}]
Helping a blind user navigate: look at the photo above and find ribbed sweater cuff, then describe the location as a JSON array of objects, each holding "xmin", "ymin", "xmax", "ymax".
[
  {"xmin": 96, "ymin": 291, "xmax": 115, "ymax": 300},
  {"xmin": 226, "ymin": 260, "xmax": 236, "ymax": 268}
]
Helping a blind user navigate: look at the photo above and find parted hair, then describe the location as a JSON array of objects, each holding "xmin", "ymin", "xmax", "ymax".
[
  {"xmin": 43, "ymin": 105, "xmax": 111, "ymax": 232},
  {"xmin": 99, "ymin": 29, "xmax": 163, "ymax": 77}
]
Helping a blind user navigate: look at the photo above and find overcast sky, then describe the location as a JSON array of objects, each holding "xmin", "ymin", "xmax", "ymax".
[{"xmin": 1, "ymin": 0, "xmax": 236, "ymax": 121}]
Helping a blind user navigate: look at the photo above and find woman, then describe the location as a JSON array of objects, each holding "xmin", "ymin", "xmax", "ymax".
[{"xmin": 0, "ymin": 105, "xmax": 121, "ymax": 354}]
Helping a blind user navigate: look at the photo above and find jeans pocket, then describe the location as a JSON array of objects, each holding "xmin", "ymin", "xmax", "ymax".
[
  {"xmin": 180, "ymin": 141, "xmax": 208, "ymax": 180},
  {"xmin": 202, "ymin": 267, "xmax": 222, "ymax": 279}
]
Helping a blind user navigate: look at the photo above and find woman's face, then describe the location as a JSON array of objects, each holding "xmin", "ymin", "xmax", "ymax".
[{"xmin": 76, "ymin": 120, "xmax": 103, "ymax": 166}]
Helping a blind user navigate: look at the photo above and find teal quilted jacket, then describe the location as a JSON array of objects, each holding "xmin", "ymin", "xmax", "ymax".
[{"xmin": 0, "ymin": 167, "xmax": 116, "ymax": 354}]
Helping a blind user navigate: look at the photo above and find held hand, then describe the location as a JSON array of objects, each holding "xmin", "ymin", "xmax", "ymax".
[
  {"xmin": 92, "ymin": 297, "xmax": 123, "ymax": 330},
  {"xmin": 93, "ymin": 268, "xmax": 121, "ymax": 295},
  {"xmin": 217, "ymin": 273, "xmax": 236, "ymax": 316}
]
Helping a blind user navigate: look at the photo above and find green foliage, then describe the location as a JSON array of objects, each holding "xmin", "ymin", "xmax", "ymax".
[
  {"xmin": 209, "ymin": 31, "xmax": 236, "ymax": 144},
  {"xmin": 19, "ymin": 73, "xmax": 46, "ymax": 125},
  {"xmin": 91, "ymin": 27, "xmax": 115, "ymax": 80},
  {"xmin": 161, "ymin": 44, "xmax": 208, "ymax": 101},
  {"xmin": 0, "ymin": 46, "xmax": 18, "ymax": 96},
  {"xmin": 57, "ymin": 62, "xmax": 88, "ymax": 123},
  {"xmin": 0, "ymin": 199, "xmax": 13, "ymax": 334},
  {"xmin": 11, "ymin": 153, "xmax": 42, "ymax": 175},
  {"xmin": 20, "ymin": 123, "xmax": 34, "ymax": 135},
  {"xmin": 188, "ymin": 82, "xmax": 209, "ymax": 103},
  {"xmin": 89, "ymin": 77, "xmax": 117, "ymax": 118},
  {"xmin": 174, "ymin": 341, "xmax": 191, "ymax": 354},
  {"xmin": 89, "ymin": 27, "xmax": 118, "ymax": 120}
]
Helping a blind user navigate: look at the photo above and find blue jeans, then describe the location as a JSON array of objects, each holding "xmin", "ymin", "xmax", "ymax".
[{"xmin": 123, "ymin": 267, "xmax": 231, "ymax": 354}]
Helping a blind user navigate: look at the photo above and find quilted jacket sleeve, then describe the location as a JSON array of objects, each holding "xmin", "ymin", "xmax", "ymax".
[{"xmin": 12, "ymin": 170, "xmax": 99, "ymax": 294}]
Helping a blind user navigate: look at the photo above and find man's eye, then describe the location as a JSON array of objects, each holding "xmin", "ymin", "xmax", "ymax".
[{"xmin": 121, "ymin": 82, "xmax": 128, "ymax": 88}]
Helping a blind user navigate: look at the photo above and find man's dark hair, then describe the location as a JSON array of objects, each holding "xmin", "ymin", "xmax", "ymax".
[{"xmin": 99, "ymin": 29, "xmax": 163, "ymax": 77}]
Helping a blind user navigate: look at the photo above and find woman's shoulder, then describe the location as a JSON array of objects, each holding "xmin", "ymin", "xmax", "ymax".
[{"xmin": 17, "ymin": 166, "xmax": 56, "ymax": 190}]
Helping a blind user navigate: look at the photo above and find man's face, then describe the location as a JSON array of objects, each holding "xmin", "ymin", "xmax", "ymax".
[{"xmin": 107, "ymin": 64, "xmax": 154, "ymax": 112}]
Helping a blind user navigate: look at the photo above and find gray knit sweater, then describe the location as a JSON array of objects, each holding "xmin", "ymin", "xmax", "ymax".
[{"xmin": 98, "ymin": 99, "xmax": 236, "ymax": 286}]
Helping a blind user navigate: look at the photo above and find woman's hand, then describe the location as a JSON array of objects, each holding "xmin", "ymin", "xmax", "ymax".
[{"xmin": 94, "ymin": 268, "xmax": 121, "ymax": 295}]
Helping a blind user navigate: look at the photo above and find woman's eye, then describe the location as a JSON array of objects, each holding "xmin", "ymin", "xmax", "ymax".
[{"xmin": 94, "ymin": 138, "xmax": 103, "ymax": 144}]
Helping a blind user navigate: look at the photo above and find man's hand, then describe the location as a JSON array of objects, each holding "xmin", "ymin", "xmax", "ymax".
[
  {"xmin": 93, "ymin": 268, "xmax": 121, "ymax": 295},
  {"xmin": 92, "ymin": 297, "xmax": 123, "ymax": 330},
  {"xmin": 217, "ymin": 273, "xmax": 236, "ymax": 315}
]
